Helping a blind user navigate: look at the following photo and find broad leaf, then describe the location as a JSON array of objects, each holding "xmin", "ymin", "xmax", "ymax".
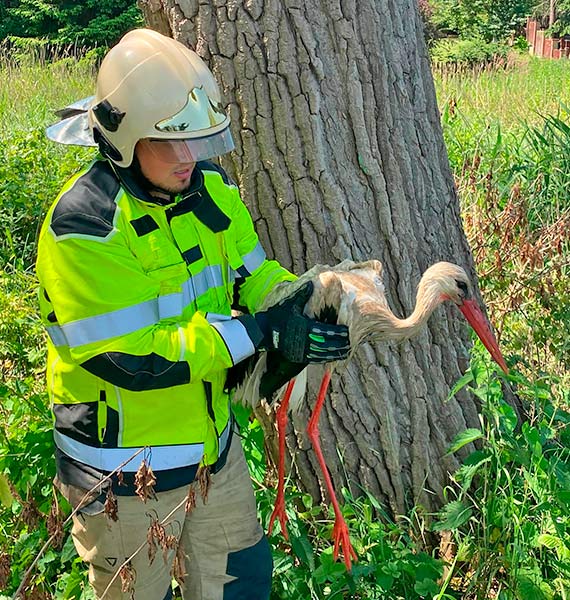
[
  {"xmin": 0, "ymin": 472, "xmax": 14, "ymax": 508},
  {"xmin": 433, "ymin": 500, "xmax": 472, "ymax": 531},
  {"xmin": 446, "ymin": 428, "xmax": 483, "ymax": 455}
]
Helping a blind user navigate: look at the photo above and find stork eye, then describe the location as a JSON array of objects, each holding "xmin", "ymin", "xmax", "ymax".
[{"xmin": 456, "ymin": 280, "xmax": 468, "ymax": 296}]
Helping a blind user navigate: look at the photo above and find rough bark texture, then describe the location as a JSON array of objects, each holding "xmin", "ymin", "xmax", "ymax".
[{"xmin": 139, "ymin": 0, "xmax": 485, "ymax": 515}]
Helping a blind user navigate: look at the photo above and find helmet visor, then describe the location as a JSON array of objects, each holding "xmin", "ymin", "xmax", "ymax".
[{"xmin": 139, "ymin": 127, "xmax": 234, "ymax": 164}]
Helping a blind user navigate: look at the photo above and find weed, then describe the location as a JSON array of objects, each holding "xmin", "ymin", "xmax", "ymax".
[{"xmin": 435, "ymin": 346, "xmax": 570, "ymax": 599}]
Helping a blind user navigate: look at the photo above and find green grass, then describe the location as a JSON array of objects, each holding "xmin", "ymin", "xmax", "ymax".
[
  {"xmin": 434, "ymin": 56, "xmax": 570, "ymax": 387},
  {"xmin": 434, "ymin": 56, "xmax": 570, "ymax": 131},
  {"xmin": 0, "ymin": 55, "xmax": 96, "ymax": 272},
  {"xmin": 0, "ymin": 53, "xmax": 96, "ymax": 135}
]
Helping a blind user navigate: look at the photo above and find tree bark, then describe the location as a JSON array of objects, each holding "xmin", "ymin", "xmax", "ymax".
[{"xmin": 139, "ymin": 0, "xmax": 486, "ymax": 516}]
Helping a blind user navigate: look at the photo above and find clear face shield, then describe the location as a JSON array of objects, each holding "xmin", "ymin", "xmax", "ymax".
[{"xmin": 137, "ymin": 126, "xmax": 234, "ymax": 164}]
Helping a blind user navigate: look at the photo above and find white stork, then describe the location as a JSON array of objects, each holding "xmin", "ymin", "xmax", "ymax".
[{"xmin": 234, "ymin": 260, "xmax": 508, "ymax": 571}]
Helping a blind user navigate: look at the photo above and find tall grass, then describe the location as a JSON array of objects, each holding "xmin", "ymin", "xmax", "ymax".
[
  {"xmin": 434, "ymin": 56, "xmax": 570, "ymax": 131},
  {"xmin": 0, "ymin": 51, "xmax": 96, "ymax": 135},
  {"xmin": 434, "ymin": 56, "xmax": 570, "ymax": 388},
  {"xmin": 0, "ymin": 53, "xmax": 96, "ymax": 272}
]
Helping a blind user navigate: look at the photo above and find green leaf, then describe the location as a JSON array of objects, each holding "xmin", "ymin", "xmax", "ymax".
[
  {"xmin": 537, "ymin": 533, "xmax": 562, "ymax": 551},
  {"xmin": 447, "ymin": 370, "xmax": 474, "ymax": 400},
  {"xmin": 446, "ymin": 428, "xmax": 483, "ymax": 455},
  {"xmin": 515, "ymin": 575, "xmax": 549, "ymax": 600},
  {"xmin": 0, "ymin": 472, "xmax": 14, "ymax": 507},
  {"xmin": 414, "ymin": 577, "xmax": 440, "ymax": 596},
  {"xmin": 290, "ymin": 533, "xmax": 315, "ymax": 572},
  {"xmin": 375, "ymin": 573, "xmax": 394, "ymax": 591},
  {"xmin": 61, "ymin": 534, "xmax": 79, "ymax": 563},
  {"xmin": 433, "ymin": 500, "xmax": 472, "ymax": 531}
]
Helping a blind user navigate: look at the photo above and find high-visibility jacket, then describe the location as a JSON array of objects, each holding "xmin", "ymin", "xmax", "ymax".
[{"xmin": 36, "ymin": 159, "xmax": 295, "ymax": 492}]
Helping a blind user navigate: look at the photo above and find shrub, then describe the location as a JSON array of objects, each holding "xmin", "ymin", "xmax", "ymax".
[
  {"xmin": 435, "ymin": 348, "xmax": 570, "ymax": 599},
  {"xmin": 431, "ymin": 37, "xmax": 509, "ymax": 67}
]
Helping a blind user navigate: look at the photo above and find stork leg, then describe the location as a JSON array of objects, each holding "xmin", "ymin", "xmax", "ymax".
[
  {"xmin": 307, "ymin": 368, "xmax": 357, "ymax": 571},
  {"xmin": 268, "ymin": 378, "xmax": 296, "ymax": 540}
]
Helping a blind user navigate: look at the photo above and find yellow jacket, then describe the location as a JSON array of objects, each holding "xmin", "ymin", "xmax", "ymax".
[{"xmin": 36, "ymin": 159, "xmax": 295, "ymax": 490}]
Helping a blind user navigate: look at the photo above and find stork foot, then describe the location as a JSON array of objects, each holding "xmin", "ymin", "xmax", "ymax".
[
  {"xmin": 332, "ymin": 516, "xmax": 357, "ymax": 572},
  {"xmin": 268, "ymin": 495, "xmax": 289, "ymax": 540}
]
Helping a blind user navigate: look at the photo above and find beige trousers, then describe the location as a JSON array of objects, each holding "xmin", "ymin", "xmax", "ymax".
[{"xmin": 63, "ymin": 437, "xmax": 272, "ymax": 600}]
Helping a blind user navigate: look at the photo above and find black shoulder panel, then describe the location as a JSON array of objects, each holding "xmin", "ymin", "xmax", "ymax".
[
  {"xmin": 51, "ymin": 161, "xmax": 120, "ymax": 238},
  {"xmin": 81, "ymin": 352, "xmax": 190, "ymax": 391},
  {"xmin": 193, "ymin": 187, "xmax": 231, "ymax": 232},
  {"xmin": 198, "ymin": 160, "xmax": 235, "ymax": 186}
]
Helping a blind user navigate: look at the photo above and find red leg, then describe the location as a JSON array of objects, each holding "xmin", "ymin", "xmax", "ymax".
[
  {"xmin": 307, "ymin": 369, "xmax": 358, "ymax": 572},
  {"xmin": 268, "ymin": 378, "xmax": 296, "ymax": 540}
]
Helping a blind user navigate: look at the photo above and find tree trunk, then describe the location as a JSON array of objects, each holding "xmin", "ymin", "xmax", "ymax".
[{"xmin": 138, "ymin": 0, "xmax": 486, "ymax": 516}]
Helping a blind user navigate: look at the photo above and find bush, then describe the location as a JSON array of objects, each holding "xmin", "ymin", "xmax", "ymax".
[
  {"xmin": 0, "ymin": 128, "xmax": 94, "ymax": 272},
  {"xmin": 431, "ymin": 37, "xmax": 509, "ymax": 67},
  {"xmin": 435, "ymin": 348, "xmax": 570, "ymax": 599}
]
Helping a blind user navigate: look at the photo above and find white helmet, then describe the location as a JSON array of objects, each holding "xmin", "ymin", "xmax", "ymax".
[{"xmin": 48, "ymin": 29, "xmax": 234, "ymax": 168}]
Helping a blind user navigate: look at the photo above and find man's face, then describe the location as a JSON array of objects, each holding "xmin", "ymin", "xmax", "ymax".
[{"xmin": 134, "ymin": 140, "xmax": 195, "ymax": 193}]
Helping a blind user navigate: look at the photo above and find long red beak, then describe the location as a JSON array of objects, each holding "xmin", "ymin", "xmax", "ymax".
[{"xmin": 458, "ymin": 299, "xmax": 509, "ymax": 374}]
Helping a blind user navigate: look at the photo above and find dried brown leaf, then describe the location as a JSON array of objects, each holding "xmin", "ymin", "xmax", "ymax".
[
  {"xmin": 21, "ymin": 498, "xmax": 41, "ymax": 529},
  {"xmin": 170, "ymin": 543, "xmax": 187, "ymax": 588},
  {"xmin": 119, "ymin": 561, "xmax": 136, "ymax": 600},
  {"xmin": 47, "ymin": 499, "xmax": 65, "ymax": 550},
  {"xmin": 163, "ymin": 534, "xmax": 178, "ymax": 563},
  {"xmin": 147, "ymin": 514, "xmax": 166, "ymax": 565},
  {"xmin": 22, "ymin": 585, "xmax": 50, "ymax": 600},
  {"xmin": 196, "ymin": 465, "xmax": 211, "ymax": 504},
  {"xmin": 134, "ymin": 460, "xmax": 157, "ymax": 503},
  {"xmin": 104, "ymin": 488, "xmax": 119, "ymax": 522},
  {"xmin": 184, "ymin": 487, "xmax": 196, "ymax": 514}
]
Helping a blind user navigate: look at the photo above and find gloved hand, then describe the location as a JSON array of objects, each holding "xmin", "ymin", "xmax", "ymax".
[
  {"xmin": 259, "ymin": 351, "xmax": 308, "ymax": 399},
  {"xmin": 254, "ymin": 281, "xmax": 350, "ymax": 364}
]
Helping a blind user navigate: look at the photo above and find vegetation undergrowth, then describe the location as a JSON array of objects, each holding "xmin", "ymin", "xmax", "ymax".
[
  {"xmin": 0, "ymin": 52, "xmax": 568, "ymax": 599},
  {"xmin": 434, "ymin": 348, "xmax": 570, "ymax": 599},
  {"xmin": 435, "ymin": 57, "xmax": 570, "ymax": 388}
]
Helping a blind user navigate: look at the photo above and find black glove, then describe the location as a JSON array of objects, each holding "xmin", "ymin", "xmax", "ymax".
[
  {"xmin": 259, "ymin": 351, "xmax": 308, "ymax": 399},
  {"xmin": 254, "ymin": 281, "xmax": 350, "ymax": 364}
]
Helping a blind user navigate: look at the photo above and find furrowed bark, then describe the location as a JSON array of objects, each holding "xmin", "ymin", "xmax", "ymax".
[{"xmin": 140, "ymin": 0, "xmax": 487, "ymax": 515}]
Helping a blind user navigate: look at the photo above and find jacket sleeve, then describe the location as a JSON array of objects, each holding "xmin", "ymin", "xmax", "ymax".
[
  {"xmin": 227, "ymin": 188, "xmax": 297, "ymax": 314},
  {"xmin": 37, "ymin": 226, "xmax": 239, "ymax": 390}
]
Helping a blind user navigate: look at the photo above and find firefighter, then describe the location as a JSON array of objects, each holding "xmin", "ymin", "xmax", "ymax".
[{"xmin": 37, "ymin": 28, "xmax": 349, "ymax": 600}]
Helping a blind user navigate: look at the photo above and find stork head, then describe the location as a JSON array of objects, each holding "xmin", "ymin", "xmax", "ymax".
[
  {"xmin": 422, "ymin": 262, "xmax": 508, "ymax": 373},
  {"xmin": 418, "ymin": 262, "xmax": 471, "ymax": 305}
]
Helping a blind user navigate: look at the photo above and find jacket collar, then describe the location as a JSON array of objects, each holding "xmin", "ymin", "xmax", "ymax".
[
  {"xmin": 110, "ymin": 160, "xmax": 230, "ymax": 233},
  {"xmin": 111, "ymin": 161, "xmax": 205, "ymax": 206}
]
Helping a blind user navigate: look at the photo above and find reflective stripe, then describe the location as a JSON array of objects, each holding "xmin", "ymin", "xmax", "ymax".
[
  {"xmin": 46, "ymin": 265, "xmax": 224, "ymax": 348},
  {"xmin": 242, "ymin": 242, "xmax": 266, "ymax": 274},
  {"xmin": 218, "ymin": 421, "xmax": 231, "ymax": 458},
  {"xmin": 210, "ymin": 318, "xmax": 256, "ymax": 365},
  {"xmin": 54, "ymin": 429, "xmax": 205, "ymax": 472},
  {"xmin": 47, "ymin": 326, "xmax": 67, "ymax": 347}
]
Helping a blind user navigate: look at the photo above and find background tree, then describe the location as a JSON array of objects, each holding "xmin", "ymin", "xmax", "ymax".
[
  {"xmin": 0, "ymin": 0, "xmax": 143, "ymax": 50},
  {"xmin": 429, "ymin": 0, "xmax": 537, "ymax": 42},
  {"xmin": 135, "ymin": 0, "xmax": 508, "ymax": 517}
]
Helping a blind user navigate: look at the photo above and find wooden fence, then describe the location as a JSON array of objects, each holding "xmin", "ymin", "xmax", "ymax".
[{"xmin": 527, "ymin": 18, "xmax": 570, "ymax": 59}]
